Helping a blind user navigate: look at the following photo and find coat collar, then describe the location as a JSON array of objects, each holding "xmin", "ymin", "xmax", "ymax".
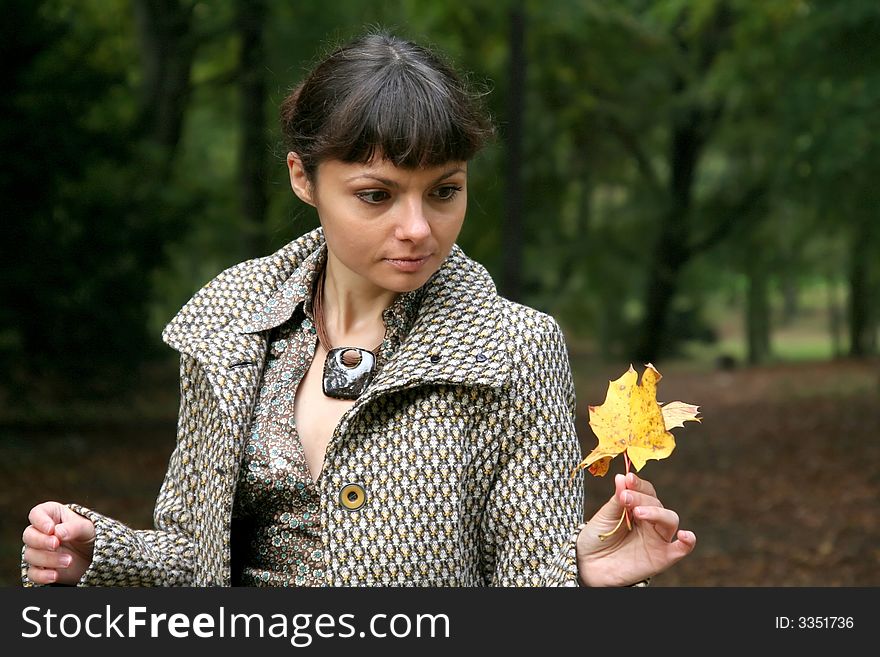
[
  {"xmin": 161, "ymin": 229, "xmax": 511, "ymax": 420},
  {"xmin": 363, "ymin": 249, "xmax": 512, "ymax": 396},
  {"xmin": 239, "ymin": 240, "xmax": 426, "ymax": 361}
]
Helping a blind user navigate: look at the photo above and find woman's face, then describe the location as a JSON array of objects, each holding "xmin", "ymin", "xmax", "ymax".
[{"xmin": 288, "ymin": 154, "xmax": 468, "ymax": 294}]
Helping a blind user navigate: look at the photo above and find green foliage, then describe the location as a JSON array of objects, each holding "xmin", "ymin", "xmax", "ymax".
[
  {"xmin": 4, "ymin": 0, "xmax": 879, "ymax": 406},
  {"xmin": 2, "ymin": 0, "xmax": 183, "ymax": 400}
]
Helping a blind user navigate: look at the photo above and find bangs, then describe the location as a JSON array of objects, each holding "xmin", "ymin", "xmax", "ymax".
[
  {"xmin": 282, "ymin": 32, "xmax": 495, "ymax": 176},
  {"xmin": 327, "ymin": 64, "xmax": 484, "ymax": 167}
]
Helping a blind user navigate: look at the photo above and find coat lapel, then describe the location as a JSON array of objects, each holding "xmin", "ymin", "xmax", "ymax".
[
  {"xmin": 355, "ymin": 247, "xmax": 512, "ymax": 409},
  {"xmin": 160, "ymin": 227, "xmax": 325, "ymax": 428},
  {"xmin": 160, "ymin": 228, "xmax": 511, "ymax": 440},
  {"xmin": 185, "ymin": 329, "xmax": 269, "ymax": 426}
]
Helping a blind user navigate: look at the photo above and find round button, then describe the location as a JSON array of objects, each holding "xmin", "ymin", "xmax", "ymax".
[{"xmin": 339, "ymin": 483, "xmax": 367, "ymax": 510}]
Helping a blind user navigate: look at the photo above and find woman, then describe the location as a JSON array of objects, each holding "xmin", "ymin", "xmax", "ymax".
[{"xmin": 21, "ymin": 31, "xmax": 695, "ymax": 587}]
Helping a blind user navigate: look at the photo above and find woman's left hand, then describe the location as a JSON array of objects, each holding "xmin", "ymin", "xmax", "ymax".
[{"xmin": 576, "ymin": 472, "xmax": 696, "ymax": 587}]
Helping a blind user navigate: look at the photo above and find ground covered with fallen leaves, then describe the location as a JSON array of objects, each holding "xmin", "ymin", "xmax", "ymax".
[
  {"xmin": 1, "ymin": 358, "xmax": 877, "ymax": 586},
  {"xmin": 577, "ymin": 358, "xmax": 880, "ymax": 587}
]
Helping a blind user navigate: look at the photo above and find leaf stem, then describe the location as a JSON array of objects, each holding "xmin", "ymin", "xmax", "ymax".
[
  {"xmin": 623, "ymin": 451, "xmax": 632, "ymax": 530},
  {"xmin": 597, "ymin": 453, "xmax": 635, "ymax": 540},
  {"xmin": 598, "ymin": 508, "xmax": 627, "ymax": 541}
]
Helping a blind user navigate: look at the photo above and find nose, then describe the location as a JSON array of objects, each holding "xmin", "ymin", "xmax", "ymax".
[{"xmin": 394, "ymin": 197, "xmax": 432, "ymax": 242}]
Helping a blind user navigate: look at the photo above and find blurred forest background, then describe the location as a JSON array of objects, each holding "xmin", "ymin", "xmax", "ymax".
[{"xmin": 1, "ymin": 0, "xmax": 878, "ymax": 587}]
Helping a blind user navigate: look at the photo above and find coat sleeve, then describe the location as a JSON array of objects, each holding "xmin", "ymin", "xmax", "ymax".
[
  {"xmin": 21, "ymin": 355, "xmax": 206, "ymax": 587},
  {"xmin": 480, "ymin": 311, "xmax": 585, "ymax": 586}
]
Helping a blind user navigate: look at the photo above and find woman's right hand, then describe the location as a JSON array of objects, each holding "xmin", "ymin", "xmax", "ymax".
[{"xmin": 22, "ymin": 501, "xmax": 95, "ymax": 585}]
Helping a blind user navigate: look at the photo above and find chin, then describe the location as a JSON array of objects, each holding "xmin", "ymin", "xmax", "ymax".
[
  {"xmin": 385, "ymin": 276, "xmax": 431, "ymax": 294},
  {"xmin": 384, "ymin": 268, "xmax": 439, "ymax": 294}
]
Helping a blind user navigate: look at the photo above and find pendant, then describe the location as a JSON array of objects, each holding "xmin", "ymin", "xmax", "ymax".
[{"xmin": 322, "ymin": 347, "xmax": 377, "ymax": 400}]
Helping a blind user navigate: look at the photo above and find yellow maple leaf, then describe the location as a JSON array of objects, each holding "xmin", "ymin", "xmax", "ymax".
[{"xmin": 573, "ymin": 363, "xmax": 701, "ymax": 478}]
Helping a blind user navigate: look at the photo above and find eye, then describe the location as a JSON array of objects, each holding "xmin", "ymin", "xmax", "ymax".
[
  {"xmin": 355, "ymin": 190, "xmax": 390, "ymax": 204},
  {"xmin": 431, "ymin": 184, "xmax": 463, "ymax": 201}
]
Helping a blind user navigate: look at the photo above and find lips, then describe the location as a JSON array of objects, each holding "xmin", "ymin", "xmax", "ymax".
[
  {"xmin": 384, "ymin": 255, "xmax": 432, "ymax": 273},
  {"xmin": 386, "ymin": 255, "xmax": 431, "ymax": 262}
]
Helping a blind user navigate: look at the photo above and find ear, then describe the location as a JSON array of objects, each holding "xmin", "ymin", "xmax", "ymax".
[{"xmin": 287, "ymin": 152, "xmax": 315, "ymax": 206}]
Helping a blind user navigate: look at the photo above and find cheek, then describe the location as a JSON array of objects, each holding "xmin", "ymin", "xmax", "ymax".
[
  {"xmin": 327, "ymin": 223, "xmax": 385, "ymax": 266},
  {"xmin": 436, "ymin": 213, "xmax": 466, "ymax": 244},
  {"xmin": 319, "ymin": 201, "xmax": 374, "ymax": 246}
]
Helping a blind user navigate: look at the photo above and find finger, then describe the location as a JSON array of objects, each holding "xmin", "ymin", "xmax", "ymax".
[
  {"xmin": 624, "ymin": 472, "xmax": 657, "ymax": 498},
  {"xmin": 668, "ymin": 530, "xmax": 697, "ymax": 561},
  {"xmin": 621, "ymin": 490, "xmax": 662, "ymax": 509},
  {"xmin": 631, "ymin": 505, "xmax": 680, "ymax": 542},
  {"xmin": 620, "ymin": 488, "xmax": 663, "ymax": 511},
  {"xmin": 613, "ymin": 473, "xmax": 626, "ymax": 499},
  {"xmin": 55, "ymin": 514, "xmax": 95, "ymax": 543},
  {"xmin": 27, "ymin": 566, "xmax": 59, "ymax": 586},
  {"xmin": 23, "ymin": 547, "xmax": 73, "ymax": 570},
  {"xmin": 676, "ymin": 529, "xmax": 697, "ymax": 548},
  {"xmin": 610, "ymin": 473, "xmax": 628, "ymax": 512},
  {"xmin": 22, "ymin": 525, "xmax": 60, "ymax": 551},
  {"xmin": 27, "ymin": 502, "xmax": 65, "ymax": 535}
]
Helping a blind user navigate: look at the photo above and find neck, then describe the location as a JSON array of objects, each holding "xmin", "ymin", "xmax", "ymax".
[{"xmin": 318, "ymin": 255, "xmax": 397, "ymax": 347}]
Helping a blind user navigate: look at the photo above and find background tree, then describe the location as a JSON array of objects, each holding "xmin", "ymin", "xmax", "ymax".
[
  {"xmin": 3, "ymin": 0, "xmax": 878, "ymax": 409},
  {"xmin": 2, "ymin": 0, "xmax": 183, "ymax": 399}
]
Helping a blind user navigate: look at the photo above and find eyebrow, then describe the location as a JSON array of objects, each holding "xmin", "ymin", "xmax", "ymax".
[{"xmin": 345, "ymin": 167, "xmax": 466, "ymax": 187}]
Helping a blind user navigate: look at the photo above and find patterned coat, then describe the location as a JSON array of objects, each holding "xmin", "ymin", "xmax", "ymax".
[{"xmin": 24, "ymin": 227, "xmax": 585, "ymax": 586}]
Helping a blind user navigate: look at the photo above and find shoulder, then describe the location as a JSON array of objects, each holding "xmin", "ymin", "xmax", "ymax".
[
  {"xmin": 437, "ymin": 245, "xmax": 568, "ymax": 350},
  {"xmin": 162, "ymin": 227, "xmax": 324, "ymax": 348},
  {"xmin": 203, "ymin": 227, "xmax": 323, "ymax": 298},
  {"xmin": 446, "ymin": 248, "xmax": 570, "ymax": 370},
  {"xmin": 499, "ymin": 298, "xmax": 571, "ymax": 379},
  {"xmin": 498, "ymin": 297, "xmax": 565, "ymax": 339}
]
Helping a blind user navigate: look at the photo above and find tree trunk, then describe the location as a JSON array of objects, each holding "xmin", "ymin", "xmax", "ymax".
[
  {"xmin": 746, "ymin": 262, "xmax": 772, "ymax": 364},
  {"xmin": 827, "ymin": 275, "xmax": 843, "ymax": 358},
  {"xmin": 502, "ymin": 3, "xmax": 525, "ymax": 302},
  {"xmin": 236, "ymin": 0, "xmax": 268, "ymax": 258},
  {"xmin": 132, "ymin": 0, "xmax": 196, "ymax": 168},
  {"xmin": 780, "ymin": 274, "xmax": 799, "ymax": 326},
  {"xmin": 632, "ymin": 109, "xmax": 703, "ymax": 363},
  {"xmin": 848, "ymin": 214, "xmax": 878, "ymax": 356},
  {"xmin": 630, "ymin": 6, "xmax": 734, "ymax": 363}
]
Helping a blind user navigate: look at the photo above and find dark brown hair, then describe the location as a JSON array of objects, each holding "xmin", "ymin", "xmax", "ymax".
[{"xmin": 280, "ymin": 31, "xmax": 495, "ymax": 179}]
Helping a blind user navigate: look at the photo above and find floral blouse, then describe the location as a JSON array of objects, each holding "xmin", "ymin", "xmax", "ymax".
[{"xmin": 231, "ymin": 245, "xmax": 424, "ymax": 585}]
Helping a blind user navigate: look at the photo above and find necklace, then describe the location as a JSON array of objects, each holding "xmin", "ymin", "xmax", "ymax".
[{"xmin": 312, "ymin": 265, "xmax": 385, "ymax": 400}]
